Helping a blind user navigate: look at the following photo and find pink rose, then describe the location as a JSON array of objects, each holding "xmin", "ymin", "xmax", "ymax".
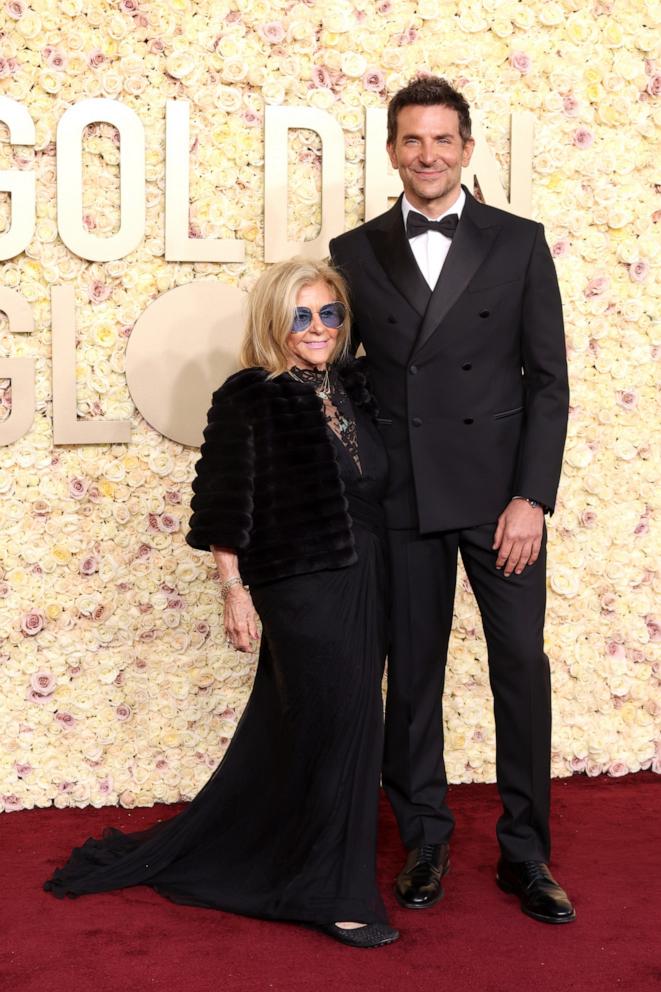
[
  {"xmin": 573, "ymin": 127, "xmax": 594, "ymax": 148},
  {"xmin": 645, "ymin": 615, "xmax": 659, "ymax": 641},
  {"xmin": 15, "ymin": 762, "xmax": 32, "ymax": 777},
  {"xmin": 634, "ymin": 517, "xmax": 650, "ymax": 536},
  {"xmin": 87, "ymin": 49, "xmax": 106, "ymax": 69},
  {"xmin": 646, "ymin": 73, "xmax": 661, "ymax": 97},
  {"xmin": 116, "ymin": 703, "xmax": 132, "ymax": 721},
  {"xmin": 157, "ymin": 514, "xmax": 180, "ymax": 533},
  {"xmin": 28, "ymin": 689, "xmax": 52, "ymax": 705},
  {"xmin": 257, "ymin": 20, "xmax": 286, "ymax": 44},
  {"xmin": 155, "ymin": 758, "xmax": 168, "ymax": 770},
  {"xmin": 55, "ymin": 712, "xmax": 76, "ymax": 728},
  {"xmin": 135, "ymin": 544, "xmax": 152, "ymax": 560},
  {"xmin": 311, "ymin": 65, "xmax": 331, "ymax": 89},
  {"xmin": 98, "ymin": 776, "xmax": 114, "ymax": 793},
  {"xmin": 551, "ymin": 239, "xmax": 569, "ymax": 258},
  {"xmin": 195, "ymin": 621, "xmax": 210, "ymax": 636},
  {"xmin": 607, "ymin": 761, "xmax": 628, "ymax": 777},
  {"xmin": 363, "ymin": 69, "xmax": 385, "ymax": 92},
  {"xmin": 585, "ymin": 759, "xmax": 603, "ymax": 777},
  {"xmin": 629, "ymin": 260, "xmax": 649, "ymax": 282},
  {"xmin": 92, "ymin": 603, "xmax": 110, "ymax": 622},
  {"xmin": 241, "ymin": 109, "xmax": 261, "ymax": 127},
  {"xmin": 377, "ymin": 1, "xmax": 391, "ymax": 12},
  {"xmin": 69, "ymin": 476, "xmax": 89, "ymax": 500},
  {"xmin": 600, "ymin": 592, "xmax": 617, "ymax": 613},
  {"xmin": 617, "ymin": 390, "xmax": 637, "ymax": 410},
  {"xmin": 5, "ymin": 0, "xmax": 25, "ymax": 19},
  {"xmin": 80, "ymin": 555, "xmax": 99, "ymax": 576},
  {"xmin": 88, "ymin": 279, "xmax": 112, "ymax": 304},
  {"xmin": 397, "ymin": 27, "xmax": 417, "ymax": 45},
  {"xmin": 165, "ymin": 490, "xmax": 181, "ymax": 505},
  {"xmin": 0, "ymin": 57, "xmax": 19, "ymax": 78},
  {"xmin": 562, "ymin": 94, "xmax": 579, "ymax": 116},
  {"xmin": 30, "ymin": 670, "xmax": 55, "ymax": 695},
  {"xmin": 149, "ymin": 39, "xmax": 165, "ymax": 54},
  {"xmin": 47, "ymin": 49, "xmax": 67, "ymax": 71},
  {"xmin": 32, "ymin": 499, "xmax": 50, "ymax": 516},
  {"xmin": 606, "ymin": 641, "xmax": 626, "ymax": 661},
  {"xmin": 579, "ymin": 510, "xmax": 597, "ymax": 527},
  {"xmin": 2, "ymin": 795, "xmax": 22, "ymax": 812},
  {"xmin": 511, "ymin": 51, "xmax": 531, "ymax": 75},
  {"xmin": 584, "ymin": 275, "xmax": 609, "ymax": 297},
  {"xmin": 569, "ymin": 756, "xmax": 587, "ymax": 772},
  {"xmin": 166, "ymin": 595, "xmax": 185, "ymax": 610},
  {"xmin": 21, "ymin": 610, "xmax": 45, "ymax": 637},
  {"xmin": 119, "ymin": 0, "xmax": 140, "ymax": 13}
]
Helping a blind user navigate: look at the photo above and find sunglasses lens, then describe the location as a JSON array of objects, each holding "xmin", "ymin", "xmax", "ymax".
[
  {"xmin": 291, "ymin": 302, "xmax": 345, "ymax": 333},
  {"xmin": 319, "ymin": 303, "xmax": 345, "ymax": 328},
  {"xmin": 292, "ymin": 307, "xmax": 312, "ymax": 333}
]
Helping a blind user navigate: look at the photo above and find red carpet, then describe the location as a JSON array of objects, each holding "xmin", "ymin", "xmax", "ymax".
[{"xmin": 1, "ymin": 774, "xmax": 658, "ymax": 992}]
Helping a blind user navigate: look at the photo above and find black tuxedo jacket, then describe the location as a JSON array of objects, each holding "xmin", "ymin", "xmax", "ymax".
[{"xmin": 330, "ymin": 188, "xmax": 569, "ymax": 532}]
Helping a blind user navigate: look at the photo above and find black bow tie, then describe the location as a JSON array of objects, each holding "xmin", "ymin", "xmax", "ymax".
[{"xmin": 406, "ymin": 211, "xmax": 459, "ymax": 240}]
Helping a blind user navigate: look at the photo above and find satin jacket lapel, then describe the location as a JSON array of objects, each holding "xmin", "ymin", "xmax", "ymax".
[
  {"xmin": 365, "ymin": 199, "xmax": 431, "ymax": 318},
  {"xmin": 413, "ymin": 199, "xmax": 500, "ymax": 354}
]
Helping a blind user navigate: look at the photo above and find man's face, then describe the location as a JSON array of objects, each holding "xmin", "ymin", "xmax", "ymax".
[{"xmin": 387, "ymin": 103, "xmax": 475, "ymax": 216}]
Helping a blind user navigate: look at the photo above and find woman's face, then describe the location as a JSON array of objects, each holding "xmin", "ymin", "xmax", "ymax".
[{"xmin": 285, "ymin": 280, "xmax": 341, "ymax": 370}]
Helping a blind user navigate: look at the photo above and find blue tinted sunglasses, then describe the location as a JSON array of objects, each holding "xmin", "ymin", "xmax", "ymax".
[{"xmin": 291, "ymin": 301, "xmax": 346, "ymax": 334}]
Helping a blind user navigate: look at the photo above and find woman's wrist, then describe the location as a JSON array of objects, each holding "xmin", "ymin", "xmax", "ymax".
[{"xmin": 220, "ymin": 576, "xmax": 246, "ymax": 599}]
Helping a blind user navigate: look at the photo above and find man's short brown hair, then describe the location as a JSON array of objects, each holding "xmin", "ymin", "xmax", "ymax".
[{"xmin": 387, "ymin": 75, "xmax": 472, "ymax": 145}]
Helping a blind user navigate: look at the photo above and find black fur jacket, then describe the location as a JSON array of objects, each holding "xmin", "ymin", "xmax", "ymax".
[{"xmin": 186, "ymin": 360, "xmax": 376, "ymax": 585}]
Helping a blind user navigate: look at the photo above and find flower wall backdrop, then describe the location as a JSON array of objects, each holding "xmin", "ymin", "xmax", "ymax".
[{"xmin": 0, "ymin": 0, "xmax": 659, "ymax": 811}]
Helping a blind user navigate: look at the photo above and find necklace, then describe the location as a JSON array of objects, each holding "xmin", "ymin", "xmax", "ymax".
[{"xmin": 287, "ymin": 365, "xmax": 331, "ymax": 395}]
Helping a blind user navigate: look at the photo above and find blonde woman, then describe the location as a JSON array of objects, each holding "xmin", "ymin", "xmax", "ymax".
[{"xmin": 45, "ymin": 259, "xmax": 398, "ymax": 949}]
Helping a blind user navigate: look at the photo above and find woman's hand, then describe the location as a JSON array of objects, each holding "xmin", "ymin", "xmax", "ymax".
[{"xmin": 223, "ymin": 585, "xmax": 259, "ymax": 652}]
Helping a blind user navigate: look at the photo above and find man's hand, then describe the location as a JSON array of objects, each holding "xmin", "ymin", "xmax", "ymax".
[{"xmin": 492, "ymin": 499, "xmax": 544, "ymax": 576}]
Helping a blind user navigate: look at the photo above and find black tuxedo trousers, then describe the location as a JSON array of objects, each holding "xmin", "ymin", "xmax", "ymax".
[{"xmin": 385, "ymin": 523, "xmax": 551, "ymax": 862}]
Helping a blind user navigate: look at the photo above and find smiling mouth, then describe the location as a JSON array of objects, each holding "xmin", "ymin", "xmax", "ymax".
[{"xmin": 303, "ymin": 340, "xmax": 330, "ymax": 348}]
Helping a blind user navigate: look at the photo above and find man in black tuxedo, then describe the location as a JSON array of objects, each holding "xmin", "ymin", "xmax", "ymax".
[{"xmin": 330, "ymin": 76, "xmax": 575, "ymax": 924}]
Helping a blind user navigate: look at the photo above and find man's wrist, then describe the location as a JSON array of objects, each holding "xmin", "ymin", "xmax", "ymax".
[{"xmin": 512, "ymin": 495, "xmax": 547, "ymax": 513}]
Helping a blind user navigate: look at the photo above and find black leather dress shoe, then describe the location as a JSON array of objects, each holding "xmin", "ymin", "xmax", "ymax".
[
  {"xmin": 395, "ymin": 843, "xmax": 450, "ymax": 909},
  {"xmin": 317, "ymin": 923, "xmax": 400, "ymax": 947},
  {"xmin": 496, "ymin": 858, "xmax": 576, "ymax": 924}
]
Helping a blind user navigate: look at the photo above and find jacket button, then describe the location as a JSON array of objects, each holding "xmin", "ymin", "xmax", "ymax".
[
  {"xmin": 463, "ymin": 417, "xmax": 474, "ymax": 425},
  {"xmin": 409, "ymin": 364, "xmax": 418, "ymax": 375},
  {"xmin": 461, "ymin": 362, "xmax": 472, "ymax": 371},
  {"xmin": 479, "ymin": 309, "xmax": 490, "ymax": 318},
  {"xmin": 411, "ymin": 417, "xmax": 422, "ymax": 427}
]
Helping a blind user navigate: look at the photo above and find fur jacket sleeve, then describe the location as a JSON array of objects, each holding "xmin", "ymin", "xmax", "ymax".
[{"xmin": 186, "ymin": 360, "xmax": 376, "ymax": 586}]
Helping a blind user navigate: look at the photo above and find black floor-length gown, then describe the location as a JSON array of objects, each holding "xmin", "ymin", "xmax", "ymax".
[{"xmin": 44, "ymin": 379, "xmax": 390, "ymax": 926}]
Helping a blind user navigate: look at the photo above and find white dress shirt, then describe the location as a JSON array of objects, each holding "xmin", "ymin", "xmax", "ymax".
[{"xmin": 401, "ymin": 188, "xmax": 466, "ymax": 290}]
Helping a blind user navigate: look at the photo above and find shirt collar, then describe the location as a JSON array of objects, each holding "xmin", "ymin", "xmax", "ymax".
[{"xmin": 401, "ymin": 187, "xmax": 466, "ymax": 226}]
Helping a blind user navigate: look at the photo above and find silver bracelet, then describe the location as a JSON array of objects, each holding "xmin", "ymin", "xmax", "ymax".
[{"xmin": 220, "ymin": 576, "xmax": 244, "ymax": 599}]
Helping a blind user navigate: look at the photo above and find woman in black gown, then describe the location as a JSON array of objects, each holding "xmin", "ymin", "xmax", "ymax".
[{"xmin": 44, "ymin": 259, "xmax": 398, "ymax": 948}]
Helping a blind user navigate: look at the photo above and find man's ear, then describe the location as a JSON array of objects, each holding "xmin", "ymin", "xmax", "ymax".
[
  {"xmin": 462, "ymin": 137, "xmax": 476, "ymax": 167},
  {"xmin": 386, "ymin": 142, "xmax": 398, "ymax": 169}
]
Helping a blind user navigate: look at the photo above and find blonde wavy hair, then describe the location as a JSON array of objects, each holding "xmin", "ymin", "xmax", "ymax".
[{"xmin": 240, "ymin": 257, "xmax": 352, "ymax": 376}]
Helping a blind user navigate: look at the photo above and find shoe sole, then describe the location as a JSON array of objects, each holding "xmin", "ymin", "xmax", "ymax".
[
  {"xmin": 496, "ymin": 876, "xmax": 577, "ymax": 924},
  {"xmin": 320, "ymin": 928, "xmax": 400, "ymax": 948},
  {"xmin": 394, "ymin": 861, "xmax": 450, "ymax": 910}
]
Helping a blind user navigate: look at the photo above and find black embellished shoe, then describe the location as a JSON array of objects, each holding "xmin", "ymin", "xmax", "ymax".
[
  {"xmin": 395, "ymin": 843, "xmax": 450, "ymax": 909},
  {"xmin": 496, "ymin": 858, "xmax": 576, "ymax": 924},
  {"xmin": 317, "ymin": 922, "xmax": 400, "ymax": 948}
]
